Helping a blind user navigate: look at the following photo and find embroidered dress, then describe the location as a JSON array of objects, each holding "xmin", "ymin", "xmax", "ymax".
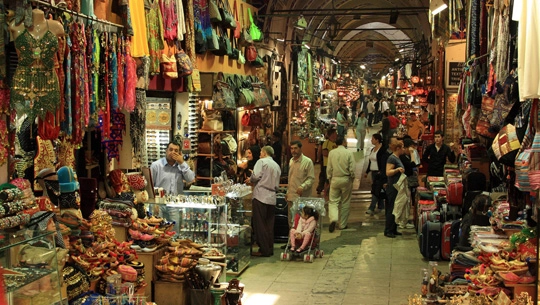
[
  {"xmin": 62, "ymin": 33, "xmax": 72, "ymax": 137},
  {"xmin": 160, "ymin": 0, "xmax": 178, "ymax": 42},
  {"xmin": 90, "ymin": 29, "xmax": 100, "ymax": 125},
  {"xmin": 145, "ymin": 0, "xmax": 164, "ymax": 75},
  {"xmin": 129, "ymin": 0, "xmax": 149, "ymax": 57},
  {"xmin": 11, "ymin": 21, "xmax": 61, "ymax": 121}
]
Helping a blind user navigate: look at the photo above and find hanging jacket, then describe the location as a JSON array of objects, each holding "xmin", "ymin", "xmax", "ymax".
[{"xmin": 392, "ymin": 173, "xmax": 410, "ymax": 224}]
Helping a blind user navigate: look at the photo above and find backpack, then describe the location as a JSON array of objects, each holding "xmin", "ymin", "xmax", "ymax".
[{"xmin": 388, "ymin": 115, "xmax": 399, "ymax": 129}]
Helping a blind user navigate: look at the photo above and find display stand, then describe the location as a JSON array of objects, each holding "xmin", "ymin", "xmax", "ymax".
[
  {"xmin": 153, "ymin": 281, "xmax": 188, "ymax": 305},
  {"xmin": 226, "ymin": 192, "xmax": 252, "ymax": 276}
]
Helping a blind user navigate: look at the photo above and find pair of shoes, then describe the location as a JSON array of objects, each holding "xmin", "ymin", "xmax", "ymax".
[
  {"xmin": 365, "ymin": 210, "xmax": 373, "ymax": 215},
  {"xmin": 405, "ymin": 223, "xmax": 415, "ymax": 229},
  {"xmin": 398, "ymin": 224, "xmax": 405, "ymax": 229},
  {"xmin": 393, "ymin": 231, "xmax": 403, "ymax": 236},
  {"xmin": 376, "ymin": 209, "xmax": 385, "ymax": 214},
  {"xmin": 384, "ymin": 233, "xmax": 395, "ymax": 238},
  {"xmin": 252, "ymin": 250, "xmax": 273, "ymax": 257},
  {"xmin": 329, "ymin": 221, "xmax": 336, "ymax": 233},
  {"xmin": 290, "ymin": 247, "xmax": 295, "ymax": 252},
  {"xmin": 360, "ymin": 148, "xmax": 363, "ymax": 151}
]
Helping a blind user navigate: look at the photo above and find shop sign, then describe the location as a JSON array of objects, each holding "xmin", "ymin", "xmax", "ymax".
[{"xmin": 446, "ymin": 62, "xmax": 464, "ymax": 88}]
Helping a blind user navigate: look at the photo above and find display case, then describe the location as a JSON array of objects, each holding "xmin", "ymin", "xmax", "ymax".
[
  {"xmin": 0, "ymin": 230, "xmax": 63, "ymax": 305},
  {"xmin": 148, "ymin": 197, "xmax": 228, "ymax": 250},
  {"xmin": 226, "ymin": 192, "xmax": 252, "ymax": 276}
]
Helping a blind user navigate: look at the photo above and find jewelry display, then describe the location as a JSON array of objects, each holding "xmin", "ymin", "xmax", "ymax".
[{"xmin": 4, "ymin": 267, "xmax": 54, "ymax": 293}]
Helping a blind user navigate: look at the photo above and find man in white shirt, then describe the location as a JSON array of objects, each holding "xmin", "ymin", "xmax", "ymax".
[
  {"xmin": 381, "ymin": 100, "xmax": 389, "ymax": 112},
  {"xmin": 367, "ymin": 100, "xmax": 375, "ymax": 127},
  {"xmin": 151, "ymin": 142, "xmax": 196, "ymax": 233},
  {"xmin": 286, "ymin": 140, "xmax": 315, "ymax": 221},
  {"xmin": 327, "ymin": 136, "xmax": 355, "ymax": 232},
  {"xmin": 246, "ymin": 146, "xmax": 281, "ymax": 257}
]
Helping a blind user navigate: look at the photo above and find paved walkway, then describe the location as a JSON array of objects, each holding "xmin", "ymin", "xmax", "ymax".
[{"xmin": 235, "ymin": 128, "xmax": 449, "ymax": 305}]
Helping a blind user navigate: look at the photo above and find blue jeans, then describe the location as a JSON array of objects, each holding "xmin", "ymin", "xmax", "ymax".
[{"xmin": 159, "ymin": 205, "xmax": 180, "ymax": 233}]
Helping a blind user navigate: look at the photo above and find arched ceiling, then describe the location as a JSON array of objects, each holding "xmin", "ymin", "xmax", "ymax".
[{"xmin": 258, "ymin": 0, "xmax": 431, "ymax": 75}]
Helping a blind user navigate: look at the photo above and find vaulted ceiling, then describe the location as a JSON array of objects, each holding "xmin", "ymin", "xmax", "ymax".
[{"xmin": 254, "ymin": 0, "xmax": 432, "ymax": 76}]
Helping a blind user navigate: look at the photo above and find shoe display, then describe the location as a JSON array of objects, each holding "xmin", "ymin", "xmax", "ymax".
[{"xmin": 329, "ymin": 221, "xmax": 336, "ymax": 233}]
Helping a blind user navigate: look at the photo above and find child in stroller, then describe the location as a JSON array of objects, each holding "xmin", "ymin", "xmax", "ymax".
[{"xmin": 289, "ymin": 205, "xmax": 319, "ymax": 253}]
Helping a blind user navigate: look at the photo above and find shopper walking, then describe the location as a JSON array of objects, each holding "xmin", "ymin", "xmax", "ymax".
[
  {"xmin": 336, "ymin": 108, "xmax": 347, "ymax": 138},
  {"xmin": 367, "ymin": 99, "xmax": 375, "ymax": 127},
  {"xmin": 374, "ymin": 99, "xmax": 381, "ymax": 124},
  {"xmin": 353, "ymin": 111, "xmax": 369, "ymax": 151},
  {"xmin": 396, "ymin": 138, "xmax": 418, "ymax": 229},
  {"xmin": 327, "ymin": 136, "xmax": 355, "ymax": 232},
  {"xmin": 406, "ymin": 113, "xmax": 425, "ymax": 140},
  {"xmin": 151, "ymin": 142, "xmax": 196, "ymax": 233},
  {"xmin": 364, "ymin": 134, "xmax": 389, "ymax": 214},
  {"xmin": 286, "ymin": 140, "xmax": 315, "ymax": 221},
  {"xmin": 385, "ymin": 140, "xmax": 405, "ymax": 238},
  {"xmin": 246, "ymin": 146, "xmax": 281, "ymax": 257},
  {"xmin": 316, "ymin": 129, "xmax": 338, "ymax": 195}
]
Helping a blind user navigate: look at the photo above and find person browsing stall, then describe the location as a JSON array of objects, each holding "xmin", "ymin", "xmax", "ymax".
[
  {"xmin": 286, "ymin": 140, "xmax": 315, "ymax": 221},
  {"xmin": 422, "ymin": 130, "xmax": 457, "ymax": 178},
  {"xmin": 245, "ymin": 146, "xmax": 281, "ymax": 257},
  {"xmin": 406, "ymin": 113, "xmax": 425, "ymax": 140},
  {"xmin": 151, "ymin": 142, "xmax": 196, "ymax": 232}
]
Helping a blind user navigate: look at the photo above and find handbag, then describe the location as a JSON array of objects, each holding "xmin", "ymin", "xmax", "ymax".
[
  {"xmin": 161, "ymin": 50, "xmax": 178, "ymax": 79},
  {"xmin": 212, "ymin": 26, "xmax": 231, "ymax": 56},
  {"xmin": 229, "ymin": 35, "xmax": 240, "ymax": 60},
  {"xmin": 194, "ymin": 21, "xmax": 207, "ymax": 54},
  {"xmin": 175, "ymin": 47, "xmax": 193, "ymax": 77},
  {"xmin": 201, "ymin": 109, "xmax": 224, "ymax": 131},
  {"xmin": 238, "ymin": 49, "xmax": 246, "ymax": 64},
  {"xmin": 218, "ymin": 0, "xmax": 236, "ymax": 29},
  {"xmin": 249, "ymin": 110, "xmax": 262, "ymax": 127},
  {"xmin": 209, "ymin": 0, "xmax": 222, "ymax": 23},
  {"xmin": 246, "ymin": 45, "xmax": 257, "ymax": 62},
  {"xmin": 212, "ymin": 72, "xmax": 236, "ymax": 110},
  {"xmin": 528, "ymin": 100, "xmax": 540, "ymax": 190},
  {"xmin": 233, "ymin": 0, "xmax": 241, "ymax": 39},
  {"xmin": 407, "ymin": 173, "xmax": 419, "ymax": 188},
  {"xmin": 492, "ymin": 124, "xmax": 521, "ymax": 160},
  {"xmin": 248, "ymin": 8, "xmax": 263, "ymax": 42},
  {"xmin": 250, "ymin": 55, "xmax": 264, "ymax": 68},
  {"xmin": 250, "ymin": 76, "xmax": 271, "ymax": 107},
  {"xmin": 241, "ymin": 112, "xmax": 251, "ymax": 126},
  {"xmin": 207, "ymin": 27, "xmax": 220, "ymax": 51},
  {"xmin": 515, "ymin": 99, "xmax": 537, "ymax": 191}
]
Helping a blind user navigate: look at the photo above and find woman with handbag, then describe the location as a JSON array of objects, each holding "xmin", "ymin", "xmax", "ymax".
[{"xmin": 364, "ymin": 134, "xmax": 389, "ymax": 215}]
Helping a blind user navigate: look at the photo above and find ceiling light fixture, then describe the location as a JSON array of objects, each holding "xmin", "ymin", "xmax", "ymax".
[
  {"xmin": 389, "ymin": 10, "xmax": 399, "ymax": 24},
  {"xmin": 327, "ymin": 0, "xmax": 340, "ymax": 40},
  {"xmin": 360, "ymin": 65, "xmax": 366, "ymax": 69},
  {"xmin": 295, "ymin": 15, "xmax": 308, "ymax": 30},
  {"xmin": 430, "ymin": 0, "xmax": 448, "ymax": 15},
  {"xmin": 277, "ymin": 38, "xmax": 285, "ymax": 42}
]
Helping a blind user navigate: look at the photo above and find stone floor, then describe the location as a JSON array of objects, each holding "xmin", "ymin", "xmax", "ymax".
[{"xmin": 234, "ymin": 128, "xmax": 449, "ymax": 305}]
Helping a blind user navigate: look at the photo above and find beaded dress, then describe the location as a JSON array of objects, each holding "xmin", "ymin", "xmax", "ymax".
[{"xmin": 11, "ymin": 21, "xmax": 61, "ymax": 120}]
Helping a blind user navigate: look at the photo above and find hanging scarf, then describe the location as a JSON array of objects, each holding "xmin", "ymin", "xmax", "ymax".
[{"xmin": 117, "ymin": 35, "xmax": 125, "ymax": 111}]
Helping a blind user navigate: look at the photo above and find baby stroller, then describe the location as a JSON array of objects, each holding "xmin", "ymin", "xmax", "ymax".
[{"xmin": 280, "ymin": 197, "xmax": 326, "ymax": 263}]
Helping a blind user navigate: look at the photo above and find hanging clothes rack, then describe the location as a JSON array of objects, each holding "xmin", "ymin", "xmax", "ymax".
[{"xmin": 30, "ymin": 0, "xmax": 124, "ymax": 28}]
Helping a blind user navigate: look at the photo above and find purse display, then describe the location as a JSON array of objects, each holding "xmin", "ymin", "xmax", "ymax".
[
  {"xmin": 245, "ymin": 45, "xmax": 257, "ymax": 62},
  {"xmin": 211, "ymin": 26, "xmax": 232, "ymax": 56},
  {"xmin": 248, "ymin": 8, "xmax": 263, "ymax": 42},
  {"xmin": 212, "ymin": 72, "xmax": 236, "ymax": 110},
  {"xmin": 160, "ymin": 51, "xmax": 178, "ymax": 79},
  {"xmin": 233, "ymin": 0, "xmax": 241, "ymax": 39},
  {"xmin": 209, "ymin": 0, "xmax": 222, "ymax": 23},
  {"xmin": 218, "ymin": 0, "xmax": 236, "ymax": 29}
]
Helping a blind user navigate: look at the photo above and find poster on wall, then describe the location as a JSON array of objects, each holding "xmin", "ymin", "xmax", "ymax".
[{"xmin": 446, "ymin": 62, "xmax": 464, "ymax": 89}]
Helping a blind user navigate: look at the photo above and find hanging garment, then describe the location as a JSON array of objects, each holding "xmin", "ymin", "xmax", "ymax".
[
  {"xmin": 176, "ymin": 0, "xmax": 187, "ymax": 41},
  {"xmin": 128, "ymin": 0, "xmax": 150, "ymax": 56},
  {"xmin": 145, "ymin": 0, "xmax": 165, "ymax": 75},
  {"xmin": 62, "ymin": 31, "xmax": 73, "ymax": 137},
  {"xmin": 90, "ymin": 28, "xmax": 100, "ymax": 124},
  {"xmin": 117, "ymin": 35, "xmax": 125, "ymax": 111},
  {"xmin": 160, "ymin": 0, "xmax": 178, "ymax": 42},
  {"xmin": 11, "ymin": 21, "xmax": 61, "ymax": 121},
  {"xmin": 70, "ymin": 21, "xmax": 89, "ymax": 145},
  {"xmin": 517, "ymin": 0, "xmax": 540, "ymax": 99},
  {"xmin": 184, "ymin": 0, "xmax": 196, "ymax": 67}
]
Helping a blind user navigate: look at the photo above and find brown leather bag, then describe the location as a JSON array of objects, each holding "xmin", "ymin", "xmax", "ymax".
[{"xmin": 246, "ymin": 45, "xmax": 257, "ymax": 62}]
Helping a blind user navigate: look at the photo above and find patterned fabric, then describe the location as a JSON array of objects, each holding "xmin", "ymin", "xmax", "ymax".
[
  {"xmin": 468, "ymin": 0, "xmax": 480, "ymax": 57},
  {"xmin": 15, "ymin": 0, "xmax": 32, "ymax": 28},
  {"xmin": 110, "ymin": 34, "xmax": 119, "ymax": 110},
  {"xmin": 117, "ymin": 36, "xmax": 125, "ymax": 111},
  {"xmin": 160, "ymin": 0, "xmax": 178, "ymax": 42},
  {"xmin": 145, "ymin": 0, "xmax": 165, "ymax": 75},
  {"xmin": 11, "ymin": 21, "xmax": 61, "ymax": 120},
  {"xmin": 0, "ymin": 3, "xmax": 5, "ymax": 79},
  {"xmin": 62, "ymin": 32, "xmax": 73, "ymax": 137},
  {"xmin": 90, "ymin": 29, "xmax": 100, "ymax": 125},
  {"xmin": 70, "ymin": 22, "xmax": 89, "ymax": 145}
]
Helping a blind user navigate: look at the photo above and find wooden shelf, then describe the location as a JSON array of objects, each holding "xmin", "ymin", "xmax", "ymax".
[
  {"xmin": 196, "ymin": 176, "xmax": 213, "ymax": 180},
  {"xmin": 197, "ymin": 130, "xmax": 235, "ymax": 134}
]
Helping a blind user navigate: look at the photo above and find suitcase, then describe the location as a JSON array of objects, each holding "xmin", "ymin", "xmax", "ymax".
[
  {"xmin": 419, "ymin": 221, "xmax": 442, "ymax": 260},
  {"xmin": 274, "ymin": 195, "xmax": 289, "ymax": 243},
  {"xmin": 441, "ymin": 221, "xmax": 453, "ymax": 260},
  {"xmin": 445, "ymin": 205, "xmax": 462, "ymax": 221},
  {"xmin": 447, "ymin": 181, "xmax": 463, "ymax": 205},
  {"xmin": 418, "ymin": 211, "xmax": 441, "ymax": 236}
]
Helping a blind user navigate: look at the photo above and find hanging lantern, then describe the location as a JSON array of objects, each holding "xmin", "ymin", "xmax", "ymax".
[{"xmin": 411, "ymin": 76, "xmax": 420, "ymax": 84}]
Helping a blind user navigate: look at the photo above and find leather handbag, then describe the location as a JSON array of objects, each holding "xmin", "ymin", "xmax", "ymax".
[
  {"xmin": 248, "ymin": 8, "xmax": 263, "ymax": 42},
  {"xmin": 238, "ymin": 49, "xmax": 246, "ymax": 64},
  {"xmin": 246, "ymin": 45, "xmax": 257, "ymax": 62},
  {"xmin": 212, "ymin": 72, "xmax": 236, "ymax": 110},
  {"xmin": 207, "ymin": 27, "xmax": 220, "ymax": 51},
  {"xmin": 249, "ymin": 110, "xmax": 262, "ymax": 127},
  {"xmin": 250, "ymin": 55, "xmax": 264, "ymax": 67},
  {"xmin": 195, "ymin": 21, "xmax": 207, "ymax": 54},
  {"xmin": 241, "ymin": 112, "xmax": 251, "ymax": 126},
  {"xmin": 233, "ymin": 0, "xmax": 241, "ymax": 39},
  {"xmin": 209, "ymin": 0, "xmax": 222, "ymax": 23},
  {"xmin": 161, "ymin": 51, "xmax": 178, "ymax": 79},
  {"xmin": 201, "ymin": 109, "xmax": 224, "ymax": 131},
  {"xmin": 250, "ymin": 76, "xmax": 271, "ymax": 107},
  {"xmin": 175, "ymin": 47, "xmax": 193, "ymax": 77},
  {"xmin": 212, "ymin": 26, "xmax": 232, "ymax": 56},
  {"xmin": 515, "ymin": 99, "xmax": 537, "ymax": 191},
  {"xmin": 219, "ymin": 0, "xmax": 236, "ymax": 29}
]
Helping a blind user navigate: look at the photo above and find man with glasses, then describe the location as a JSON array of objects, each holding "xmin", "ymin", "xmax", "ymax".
[{"xmin": 151, "ymin": 142, "xmax": 195, "ymax": 233}]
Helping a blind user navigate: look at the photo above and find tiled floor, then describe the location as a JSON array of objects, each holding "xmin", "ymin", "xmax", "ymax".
[{"xmin": 235, "ymin": 128, "xmax": 449, "ymax": 305}]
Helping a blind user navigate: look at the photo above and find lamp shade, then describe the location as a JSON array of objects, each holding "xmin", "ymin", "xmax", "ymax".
[
  {"xmin": 295, "ymin": 16, "xmax": 307, "ymax": 29},
  {"xmin": 430, "ymin": 0, "xmax": 448, "ymax": 15}
]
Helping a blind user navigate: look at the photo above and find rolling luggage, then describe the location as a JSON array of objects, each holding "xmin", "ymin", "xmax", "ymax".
[
  {"xmin": 274, "ymin": 195, "xmax": 289, "ymax": 243},
  {"xmin": 418, "ymin": 211, "xmax": 441, "ymax": 236},
  {"xmin": 419, "ymin": 221, "xmax": 442, "ymax": 260},
  {"xmin": 442, "ymin": 219, "xmax": 462, "ymax": 260},
  {"xmin": 441, "ymin": 204, "xmax": 462, "ymax": 222},
  {"xmin": 447, "ymin": 181, "xmax": 463, "ymax": 205}
]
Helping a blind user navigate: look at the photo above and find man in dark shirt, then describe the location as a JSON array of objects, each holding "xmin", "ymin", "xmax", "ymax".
[
  {"xmin": 422, "ymin": 130, "xmax": 457, "ymax": 177},
  {"xmin": 271, "ymin": 131, "xmax": 282, "ymax": 168}
]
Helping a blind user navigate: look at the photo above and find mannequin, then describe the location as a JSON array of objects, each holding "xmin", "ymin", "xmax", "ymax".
[
  {"xmin": 9, "ymin": 9, "xmax": 65, "ymax": 41},
  {"xmin": 9, "ymin": 9, "xmax": 65, "ymax": 121}
]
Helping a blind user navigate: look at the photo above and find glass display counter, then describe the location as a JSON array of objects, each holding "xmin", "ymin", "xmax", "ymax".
[{"xmin": 226, "ymin": 192, "xmax": 252, "ymax": 276}]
